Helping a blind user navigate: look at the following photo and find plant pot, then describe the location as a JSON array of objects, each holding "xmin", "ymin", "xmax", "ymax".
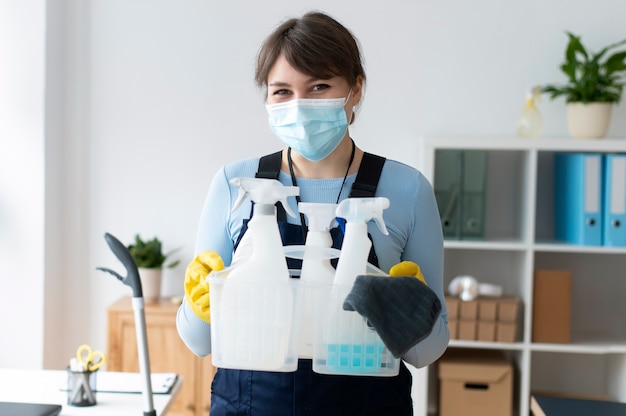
[
  {"xmin": 138, "ymin": 267, "xmax": 163, "ymax": 303},
  {"xmin": 566, "ymin": 102, "xmax": 612, "ymax": 139}
]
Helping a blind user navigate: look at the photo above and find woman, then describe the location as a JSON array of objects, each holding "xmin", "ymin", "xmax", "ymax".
[{"xmin": 177, "ymin": 11, "xmax": 449, "ymax": 415}]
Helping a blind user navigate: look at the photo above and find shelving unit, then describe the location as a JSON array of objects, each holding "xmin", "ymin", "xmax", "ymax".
[{"xmin": 415, "ymin": 137, "xmax": 626, "ymax": 416}]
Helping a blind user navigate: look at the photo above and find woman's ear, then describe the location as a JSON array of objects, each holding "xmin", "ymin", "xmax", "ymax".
[
  {"xmin": 348, "ymin": 75, "xmax": 364, "ymax": 124},
  {"xmin": 351, "ymin": 75, "xmax": 364, "ymax": 106}
]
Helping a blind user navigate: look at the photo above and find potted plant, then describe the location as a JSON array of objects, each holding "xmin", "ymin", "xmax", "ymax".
[
  {"xmin": 541, "ymin": 32, "xmax": 626, "ymax": 139},
  {"xmin": 128, "ymin": 234, "xmax": 180, "ymax": 302}
]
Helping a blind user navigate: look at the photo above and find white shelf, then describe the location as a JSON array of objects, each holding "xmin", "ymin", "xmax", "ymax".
[
  {"xmin": 444, "ymin": 239, "xmax": 528, "ymax": 250},
  {"xmin": 416, "ymin": 136, "xmax": 626, "ymax": 416}
]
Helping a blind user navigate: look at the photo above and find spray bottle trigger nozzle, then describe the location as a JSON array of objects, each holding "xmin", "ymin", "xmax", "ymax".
[
  {"xmin": 229, "ymin": 177, "xmax": 299, "ymax": 218},
  {"xmin": 278, "ymin": 197, "xmax": 297, "ymax": 218},
  {"xmin": 372, "ymin": 212, "xmax": 389, "ymax": 235}
]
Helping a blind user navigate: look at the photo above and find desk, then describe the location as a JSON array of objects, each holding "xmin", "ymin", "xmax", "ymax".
[{"xmin": 0, "ymin": 369, "xmax": 181, "ymax": 416}]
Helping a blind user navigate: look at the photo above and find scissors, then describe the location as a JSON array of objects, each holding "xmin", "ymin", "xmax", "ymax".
[{"xmin": 76, "ymin": 344, "xmax": 106, "ymax": 372}]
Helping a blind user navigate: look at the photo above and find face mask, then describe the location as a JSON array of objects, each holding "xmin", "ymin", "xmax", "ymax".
[{"xmin": 266, "ymin": 96, "xmax": 349, "ymax": 162}]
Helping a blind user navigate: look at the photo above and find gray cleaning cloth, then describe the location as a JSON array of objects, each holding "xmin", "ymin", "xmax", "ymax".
[{"xmin": 343, "ymin": 275, "xmax": 442, "ymax": 358}]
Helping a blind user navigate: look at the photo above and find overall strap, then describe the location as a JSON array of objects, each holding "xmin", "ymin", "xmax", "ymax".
[
  {"xmin": 350, "ymin": 152, "xmax": 386, "ymax": 197},
  {"xmin": 256, "ymin": 151, "xmax": 282, "ymax": 180},
  {"xmin": 256, "ymin": 151, "xmax": 287, "ymax": 221},
  {"xmin": 254, "ymin": 150, "xmax": 387, "ymax": 221}
]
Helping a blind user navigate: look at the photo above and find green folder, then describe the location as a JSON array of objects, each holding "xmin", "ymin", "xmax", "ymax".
[{"xmin": 434, "ymin": 150, "xmax": 488, "ymax": 240}]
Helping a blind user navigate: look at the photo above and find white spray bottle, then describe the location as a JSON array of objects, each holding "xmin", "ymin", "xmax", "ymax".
[
  {"xmin": 219, "ymin": 177, "xmax": 300, "ymax": 371},
  {"xmin": 298, "ymin": 202, "xmax": 338, "ymax": 285},
  {"xmin": 315, "ymin": 196, "xmax": 391, "ymax": 375},
  {"xmin": 297, "ymin": 202, "xmax": 338, "ymax": 358},
  {"xmin": 333, "ymin": 197, "xmax": 390, "ymax": 287}
]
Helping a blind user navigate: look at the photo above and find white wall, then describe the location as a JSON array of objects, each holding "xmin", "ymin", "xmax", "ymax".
[
  {"xmin": 1, "ymin": 0, "xmax": 625, "ymax": 371},
  {"xmin": 0, "ymin": 0, "xmax": 45, "ymax": 369}
]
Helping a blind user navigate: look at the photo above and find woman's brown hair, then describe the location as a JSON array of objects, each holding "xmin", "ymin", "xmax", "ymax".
[{"xmin": 255, "ymin": 11, "xmax": 366, "ymax": 92}]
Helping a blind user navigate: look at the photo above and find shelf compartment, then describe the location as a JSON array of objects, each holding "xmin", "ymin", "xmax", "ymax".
[
  {"xmin": 534, "ymin": 252, "xmax": 626, "ymax": 346},
  {"xmin": 530, "ymin": 351, "xmax": 626, "ymax": 402},
  {"xmin": 432, "ymin": 149, "xmax": 530, "ymax": 243},
  {"xmin": 444, "ymin": 249, "xmax": 528, "ymax": 298}
]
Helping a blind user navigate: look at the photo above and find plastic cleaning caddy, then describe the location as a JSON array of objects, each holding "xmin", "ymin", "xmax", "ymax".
[
  {"xmin": 208, "ymin": 177, "xmax": 301, "ymax": 372},
  {"xmin": 313, "ymin": 197, "xmax": 401, "ymax": 376}
]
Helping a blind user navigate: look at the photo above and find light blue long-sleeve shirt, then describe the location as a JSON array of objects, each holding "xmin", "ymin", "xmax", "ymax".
[{"xmin": 176, "ymin": 154, "xmax": 449, "ymax": 368}]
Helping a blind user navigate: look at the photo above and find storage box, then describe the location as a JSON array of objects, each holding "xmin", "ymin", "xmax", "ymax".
[
  {"xmin": 533, "ymin": 269, "xmax": 571, "ymax": 343},
  {"xmin": 498, "ymin": 296, "xmax": 520, "ymax": 322},
  {"xmin": 445, "ymin": 296, "xmax": 460, "ymax": 319},
  {"xmin": 477, "ymin": 321, "xmax": 496, "ymax": 341},
  {"xmin": 459, "ymin": 299, "xmax": 478, "ymax": 320},
  {"xmin": 497, "ymin": 322, "xmax": 517, "ymax": 343},
  {"xmin": 478, "ymin": 298, "xmax": 498, "ymax": 320},
  {"xmin": 458, "ymin": 320, "xmax": 477, "ymax": 340},
  {"xmin": 447, "ymin": 296, "xmax": 520, "ymax": 342},
  {"xmin": 439, "ymin": 349, "xmax": 513, "ymax": 416}
]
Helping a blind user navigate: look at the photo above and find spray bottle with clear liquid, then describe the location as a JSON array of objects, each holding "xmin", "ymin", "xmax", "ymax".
[
  {"xmin": 295, "ymin": 202, "xmax": 338, "ymax": 358},
  {"xmin": 516, "ymin": 85, "xmax": 543, "ymax": 139},
  {"xmin": 314, "ymin": 197, "xmax": 399, "ymax": 376},
  {"xmin": 215, "ymin": 177, "xmax": 300, "ymax": 371}
]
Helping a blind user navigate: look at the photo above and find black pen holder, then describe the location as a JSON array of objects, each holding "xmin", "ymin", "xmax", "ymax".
[{"xmin": 67, "ymin": 367, "xmax": 97, "ymax": 406}]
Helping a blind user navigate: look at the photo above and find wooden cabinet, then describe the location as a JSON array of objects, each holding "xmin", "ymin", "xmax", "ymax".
[{"xmin": 107, "ymin": 297, "xmax": 215, "ymax": 416}]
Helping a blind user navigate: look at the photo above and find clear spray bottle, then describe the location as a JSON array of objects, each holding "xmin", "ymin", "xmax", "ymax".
[
  {"xmin": 314, "ymin": 197, "xmax": 396, "ymax": 375},
  {"xmin": 297, "ymin": 202, "xmax": 338, "ymax": 358},
  {"xmin": 516, "ymin": 85, "xmax": 543, "ymax": 139},
  {"xmin": 333, "ymin": 197, "xmax": 390, "ymax": 287}
]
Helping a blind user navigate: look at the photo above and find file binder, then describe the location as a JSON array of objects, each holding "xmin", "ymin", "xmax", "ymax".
[
  {"xmin": 602, "ymin": 153, "xmax": 626, "ymax": 246},
  {"xmin": 434, "ymin": 150, "xmax": 463, "ymax": 238},
  {"xmin": 434, "ymin": 150, "xmax": 488, "ymax": 240},
  {"xmin": 461, "ymin": 150, "xmax": 488, "ymax": 239},
  {"xmin": 530, "ymin": 394, "xmax": 626, "ymax": 416},
  {"xmin": 554, "ymin": 152, "xmax": 603, "ymax": 246}
]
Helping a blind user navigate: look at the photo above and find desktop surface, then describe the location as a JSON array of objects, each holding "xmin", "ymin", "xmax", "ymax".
[{"xmin": 0, "ymin": 368, "xmax": 181, "ymax": 416}]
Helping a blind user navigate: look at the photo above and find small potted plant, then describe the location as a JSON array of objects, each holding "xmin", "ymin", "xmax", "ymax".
[
  {"xmin": 541, "ymin": 32, "xmax": 626, "ymax": 139},
  {"xmin": 128, "ymin": 234, "xmax": 180, "ymax": 302}
]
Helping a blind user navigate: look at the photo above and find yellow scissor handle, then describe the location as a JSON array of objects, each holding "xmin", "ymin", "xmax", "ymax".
[{"xmin": 76, "ymin": 344, "xmax": 106, "ymax": 372}]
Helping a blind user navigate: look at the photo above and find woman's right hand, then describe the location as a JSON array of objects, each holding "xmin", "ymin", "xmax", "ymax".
[{"xmin": 184, "ymin": 250, "xmax": 224, "ymax": 323}]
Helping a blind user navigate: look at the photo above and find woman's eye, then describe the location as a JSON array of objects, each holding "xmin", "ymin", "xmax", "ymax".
[
  {"xmin": 272, "ymin": 89, "xmax": 290, "ymax": 96},
  {"xmin": 312, "ymin": 84, "xmax": 330, "ymax": 92}
]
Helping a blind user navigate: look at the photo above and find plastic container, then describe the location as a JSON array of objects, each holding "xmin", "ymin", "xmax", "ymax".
[
  {"xmin": 312, "ymin": 282, "xmax": 399, "ymax": 376},
  {"xmin": 312, "ymin": 197, "xmax": 400, "ymax": 376},
  {"xmin": 208, "ymin": 177, "xmax": 301, "ymax": 372},
  {"xmin": 516, "ymin": 86, "xmax": 543, "ymax": 139},
  {"xmin": 209, "ymin": 268, "xmax": 303, "ymax": 372}
]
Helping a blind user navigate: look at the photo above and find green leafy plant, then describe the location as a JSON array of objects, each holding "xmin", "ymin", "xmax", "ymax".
[
  {"xmin": 128, "ymin": 234, "xmax": 180, "ymax": 269},
  {"xmin": 541, "ymin": 32, "xmax": 626, "ymax": 104}
]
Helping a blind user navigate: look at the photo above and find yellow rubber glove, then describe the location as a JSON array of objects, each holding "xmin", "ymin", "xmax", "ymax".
[
  {"xmin": 388, "ymin": 260, "xmax": 427, "ymax": 285},
  {"xmin": 184, "ymin": 250, "xmax": 224, "ymax": 323}
]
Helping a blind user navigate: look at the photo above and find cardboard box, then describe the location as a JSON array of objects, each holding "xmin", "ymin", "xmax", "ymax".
[
  {"xmin": 498, "ymin": 297, "xmax": 520, "ymax": 322},
  {"xmin": 478, "ymin": 298, "xmax": 498, "ymax": 320},
  {"xmin": 497, "ymin": 322, "xmax": 517, "ymax": 343},
  {"xmin": 458, "ymin": 320, "xmax": 477, "ymax": 340},
  {"xmin": 459, "ymin": 300, "xmax": 478, "ymax": 320},
  {"xmin": 477, "ymin": 321, "xmax": 496, "ymax": 341},
  {"xmin": 533, "ymin": 269, "xmax": 571, "ymax": 343},
  {"xmin": 445, "ymin": 296, "xmax": 460, "ymax": 319},
  {"xmin": 439, "ymin": 349, "xmax": 513, "ymax": 416}
]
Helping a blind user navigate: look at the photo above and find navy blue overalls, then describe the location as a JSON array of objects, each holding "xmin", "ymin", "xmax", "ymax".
[{"xmin": 210, "ymin": 151, "xmax": 413, "ymax": 416}]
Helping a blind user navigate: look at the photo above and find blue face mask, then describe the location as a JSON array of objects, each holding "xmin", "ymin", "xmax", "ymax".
[{"xmin": 266, "ymin": 96, "xmax": 349, "ymax": 162}]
